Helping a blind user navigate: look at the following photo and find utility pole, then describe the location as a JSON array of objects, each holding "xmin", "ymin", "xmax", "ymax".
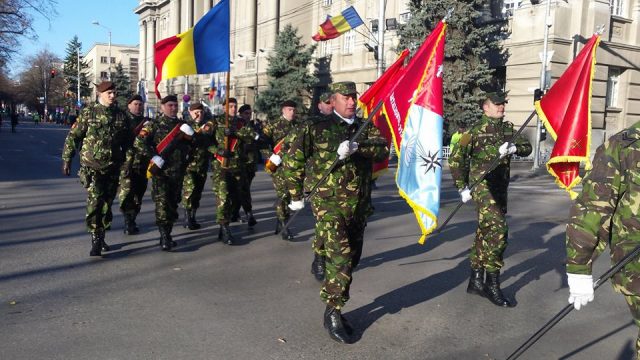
[
  {"xmin": 377, "ymin": 0, "xmax": 386, "ymax": 77},
  {"xmin": 532, "ymin": 0, "xmax": 552, "ymax": 171},
  {"xmin": 77, "ymin": 48, "xmax": 81, "ymax": 108}
]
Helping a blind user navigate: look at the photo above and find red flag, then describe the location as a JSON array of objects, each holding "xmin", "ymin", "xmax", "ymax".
[
  {"xmin": 358, "ymin": 49, "xmax": 410, "ymax": 178},
  {"xmin": 535, "ymin": 34, "xmax": 601, "ymax": 199}
]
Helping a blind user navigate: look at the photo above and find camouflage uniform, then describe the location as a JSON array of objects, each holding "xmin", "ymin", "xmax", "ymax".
[
  {"xmin": 284, "ymin": 113, "xmax": 388, "ymax": 309},
  {"xmin": 233, "ymin": 119, "xmax": 261, "ymax": 220},
  {"xmin": 449, "ymin": 114, "xmax": 532, "ymax": 272},
  {"xmin": 134, "ymin": 115, "xmax": 192, "ymax": 228},
  {"xmin": 118, "ymin": 112, "xmax": 151, "ymax": 229},
  {"xmin": 182, "ymin": 113, "xmax": 216, "ymax": 212},
  {"xmin": 62, "ymin": 102, "xmax": 133, "ymax": 233},
  {"xmin": 211, "ymin": 116, "xmax": 258, "ymax": 225},
  {"xmin": 566, "ymin": 122, "xmax": 640, "ymax": 358}
]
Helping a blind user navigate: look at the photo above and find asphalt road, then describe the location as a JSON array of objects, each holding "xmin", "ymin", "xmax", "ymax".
[{"xmin": 0, "ymin": 121, "xmax": 636, "ymax": 360}]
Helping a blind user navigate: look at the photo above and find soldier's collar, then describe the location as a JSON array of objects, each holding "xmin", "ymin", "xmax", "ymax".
[{"xmin": 333, "ymin": 110, "xmax": 355, "ymax": 125}]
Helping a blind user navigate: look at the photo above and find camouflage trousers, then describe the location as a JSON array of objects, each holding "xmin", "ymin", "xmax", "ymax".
[
  {"xmin": 182, "ymin": 169, "xmax": 208, "ymax": 211},
  {"xmin": 620, "ymin": 291, "xmax": 640, "ymax": 359},
  {"xmin": 313, "ymin": 200, "xmax": 366, "ymax": 309},
  {"xmin": 212, "ymin": 169, "xmax": 242, "ymax": 224},
  {"xmin": 470, "ymin": 181, "xmax": 508, "ymax": 272},
  {"xmin": 151, "ymin": 173, "xmax": 185, "ymax": 227},
  {"xmin": 232, "ymin": 167, "xmax": 255, "ymax": 216},
  {"xmin": 118, "ymin": 170, "xmax": 148, "ymax": 218},
  {"xmin": 81, "ymin": 167, "xmax": 119, "ymax": 233},
  {"xmin": 271, "ymin": 168, "xmax": 291, "ymax": 221}
]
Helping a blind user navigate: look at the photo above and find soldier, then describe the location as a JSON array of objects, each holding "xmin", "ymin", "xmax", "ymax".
[
  {"xmin": 262, "ymin": 100, "xmax": 303, "ymax": 240},
  {"xmin": 317, "ymin": 92, "xmax": 333, "ymax": 116},
  {"xmin": 232, "ymin": 104, "xmax": 259, "ymax": 226},
  {"xmin": 62, "ymin": 81, "xmax": 133, "ymax": 256},
  {"xmin": 565, "ymin": 121, "xmax": 640, "ymax": 358},
  {"xmin": 211, "ymin": 97, "xmax": 260, "ymax": 244},
  {"xmin": 118, "ymin": 94, "xmax": 150, "ymax": 235},
  {"xmin": 448, "ymin": 91, "xmax": 532, "ymax": 307},
  {"xmin": 283, "ymin": 81, "xmax": 389, "ymax": 344},
  {"xmin": 181, "ymin": 102, "xmax": 216, "ymax": 230},
  {"xmin": 134, "ymin": 95, "xmax": 194, "ymax": 251}
]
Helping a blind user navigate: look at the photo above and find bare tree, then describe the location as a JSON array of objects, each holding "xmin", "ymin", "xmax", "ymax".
[
  {"xmin": 0, "ymin": 0, "xmax": 58, "ymax": 64},
  {"xmin": 15, "ymin": 49, "xmax": 65, "ymax": 115}
]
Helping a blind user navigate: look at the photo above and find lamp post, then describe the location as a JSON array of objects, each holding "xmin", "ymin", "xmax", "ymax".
[
  {"xmin": 92, "ymin": 21, "xmax": 112, "ymax": 80},
  {"xmin": 34, "ymin": 64, "xmax": 48, "ymax": 120},
  {"xmin": 255, "ymin": 49, "xmax": 265, "ymax": 105},
  {"xmin": 532, "ymin": 0, "xmax": 552, "ymax": 171}
]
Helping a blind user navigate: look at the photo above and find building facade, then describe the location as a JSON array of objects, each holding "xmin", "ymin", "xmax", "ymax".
[{"xmin": 84, "ymin": 43, "xmax": 139, "ymax": 100}]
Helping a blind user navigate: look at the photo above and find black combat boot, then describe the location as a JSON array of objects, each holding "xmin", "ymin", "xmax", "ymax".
[
  {"xmin": 280, "ymin": 217, "xmax": 293, "ymax": 241},
  {"xmin": 311, "ymin": 253, "xmax": 325, "ymax": 282},
  {"xmin": 124, "ymin": 214, "xmax": 139, "ymax": 235},
  {"xmin": 466, "ymin": 268, "xmax": 485, "ymax": 297},
  {"xmin": 184, "ymin": 209, "xmax": 201, "ymax": 230},
  {"xmin": 246, "ymin": 211, "xmax": 257, "ymax": 227},
  {"xmin": 218, "ymin": 224, "xmax": 235, "ymax": 245},
  {"xmin": 159, "ymin": 226, "xmax": 175, "ymax": 251},
  {"xmin": 274, "ymin": 219, "xmax": 282, "ymax": 234},
  {"xmin": 90, "ymin": 230, "xmax": 104, "ymax": 257},
  {"xmin": 484, "ymin": 271, "xmax": 515, "ymax": 308},
  {"xmin": 323, "ymin": 305, "xmax": 353, "ymax": 344}
]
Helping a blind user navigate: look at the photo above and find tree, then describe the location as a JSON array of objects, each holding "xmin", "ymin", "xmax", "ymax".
[
  {"xmin": 15, "ymin": 49, "xmax": 66, "ymax": 115},
  {"xmin": 112, "ymin": 62, "xmax": 132, "ymax": 106},
  {"xmin": 62, "ymin": 36, "xmax": 91, "ymax": 105},
  {"xmin": 255, "ymin": 24, "xmax": 317, "ymax": 120},
  {"xmin": 397, "ymin": 0, "xmax": 507, "ymax": 129},
  {"xmin": 0, "ymin": 0, "xmax": 57, "ymax": 64}
]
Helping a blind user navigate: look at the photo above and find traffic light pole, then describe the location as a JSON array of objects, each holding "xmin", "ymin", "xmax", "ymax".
[{"xmin": 532, "ymin": 0, "xmax": 552, "ymax": 171}]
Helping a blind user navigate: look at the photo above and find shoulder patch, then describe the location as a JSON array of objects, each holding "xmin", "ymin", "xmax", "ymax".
[{"xmin": 138, "ymin": 129, "xmax": 149, "ymax": 138}]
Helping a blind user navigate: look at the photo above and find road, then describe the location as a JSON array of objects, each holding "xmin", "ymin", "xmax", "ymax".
[{"xmin": 0, "ymin": 121, "xmax": 636, "ymax": 359}]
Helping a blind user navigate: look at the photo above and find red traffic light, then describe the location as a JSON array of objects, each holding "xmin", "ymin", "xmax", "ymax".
[{"xmin": 50, "ymin": 69, "xmax": 56, "ymax": 78}]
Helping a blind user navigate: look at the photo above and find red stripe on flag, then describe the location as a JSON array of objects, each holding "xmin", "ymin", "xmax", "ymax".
[{"xmin": 154, "ymin": 36, "xmax": 181, "ymax": 99}]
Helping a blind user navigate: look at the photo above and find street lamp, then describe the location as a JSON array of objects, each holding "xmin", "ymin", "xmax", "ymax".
[
  {"xmin": 34, "ymin": 64, "xmax": 48, "ymax": 120},
  {"xmin": 92, "ymin": 20, "xmax": 112, "ymax": 81}
]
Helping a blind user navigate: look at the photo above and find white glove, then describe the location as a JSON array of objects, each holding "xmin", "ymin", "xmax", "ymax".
[
  {"xmin": 498, "ymin": 142, "xmax": 517, "ymax": 158},
  {"xmin": 459, "ymin": 187, "xmax": 472, "ymax": 203},
  {"xmin": 288, "ymin": 199, "xmax": 305, "ymax": 211},
  {"xmin": 151, "ymin": 155, "xmax": 165, "ymax": 169},
  {"xmin": 567, "ymin": 273, "xmax": 594, "ymax": 310},
  {"xmin": 337, "ymin": 140, "xmax": 359, "ymax": 160},
  {"xmin": 269, "ymin": 153, "xmax": 282, "ymax": 166},
  {"xmin": 180, "ymin": 123, "xmax": 195, "ymax": 136}
]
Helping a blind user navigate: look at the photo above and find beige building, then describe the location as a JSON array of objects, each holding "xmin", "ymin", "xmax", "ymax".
[
  {"xmin": 84, "ymin": 43, "xmax": 139, "ymax": 100},
  {"xmin": 135, "ymin": 0, "xmax": 640, "ymax": 156}
]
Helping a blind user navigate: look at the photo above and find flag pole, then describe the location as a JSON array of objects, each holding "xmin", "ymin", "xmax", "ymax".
[
  {"xmin": 283, "ymin": 99, "xmax": 385, "ymax": 231},
  {"xmin": 434, "ymin": 110, "xmax": 537, "ymax": 235},
  {"xmin": 222, "ymin": 71, "xmax": 231, "ymax": 168},
  {"xmin": 505, "ymin": 244, "xmax": 640, "ymax": 360}
]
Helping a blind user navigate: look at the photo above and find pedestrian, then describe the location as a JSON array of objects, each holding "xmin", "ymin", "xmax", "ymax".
[
  {"xmin": 233, "ymin": 103, "xmax": 259, "ymax": 227},
  {"xmin": 565, "ymin": 121, "xmax": 640, "ymax": 358},
  {"xmin": 210, "ymin": 97, "xmax": 260, "ymax": 244},
  {"xmin": 10, "ymin": 110, "xmax": 18, "ymax": 133},
  {"xmin": 449, "ymin": 124, "xmax": 467, "ymax": 155},
  {"xmin": 61, "ymin": 81, "xmax": 134, "ymax": 256},
  {"xmin": 448, "ymin": 91, "xmax": 532, "ymax": 307},
  {"xmin": 283, "ymin": 81, "xmax": 389, "ymax": 343},
  {"xmin": 262, "ymin": 100, "xmax": 303, "ymax": 241},
  {"xmin": 118, "ymin": 94, "xmax": 151, "ymax": 235},
  {"xmin": 134, "ymin": 95, "xmax": 194, "ymax": 251},
  {"xmin": 181, "ymin": 101, "xmax": 217, "ymax": 230}
]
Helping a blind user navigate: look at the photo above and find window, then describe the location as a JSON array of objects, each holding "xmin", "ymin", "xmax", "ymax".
[
  {"xmin": 100, "ymin": 56, "xmax": 108, "ymax": 64},
  {"xmin": 343, "ymin": 30, "xmax": 355, "ymax": 54},
  {"xmin": 322, "ymin": 0, "xmax": 332, "ymax": 6},
  {"xmin": 610, "ymin": 0, "xmax": 625, "ymax": 16},
  {"xmin": 399, "ymin": 12, "xmax": 411, "ymax": 24},
  {"xmin": 606, "ymin": 67, "xmax": 622, "ymax": 108},
  {"xmin": 320, "ymin": 39, "xmax": 332, "ymax": 57},
  {"xmin": 502, "ymin": 0, "xmax": 522, "ymax": 17},
  {"xmin": 110, "ymin": 57, "xmax": 116, "ymax": 64},
  {"xmin": 100, "ymin": 71, "xmax": 108, "ymax": 79}
]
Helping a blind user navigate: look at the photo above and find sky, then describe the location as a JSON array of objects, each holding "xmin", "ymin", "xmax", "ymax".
[{"xmin": 10, "ymin": 0, "xmax": 140, "ymax": 74}]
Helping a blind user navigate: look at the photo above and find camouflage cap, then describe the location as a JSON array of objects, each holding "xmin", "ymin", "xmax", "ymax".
[
  {"xmin": 95, "ymin": 81, "xmax": 115, "ymax": 93},
  {"xmin": 319, "ymin": 92, "xmax": 331, "ymax": 103},
  {"xmin": 329, "ymin": 81, "xmax": 357, "ymax": 95},
  {"xmin": 485, "ymin": 91, "xmax": 508, "ymax": 105}
]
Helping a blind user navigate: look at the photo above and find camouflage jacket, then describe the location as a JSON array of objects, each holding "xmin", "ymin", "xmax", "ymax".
[
  {"xmin": 283, "ymin": 114, "xmax": 389, "ymax": 210},
  {"xmin": 62, "ymin": 102, "xmax": 133, "ymax": 171},
  {"xmin": 449, "ymin": 114, "xmax": 532, "ymax": 191},
  {"xmin": 185, "ymin": 114, "xmax": 217, "ymax": 173},
  {"xmin": 566, "ymin": 122, "xmax": 640, "ymax": 294},
  {"xmin": 134, "ymin": 114, "xmax": 192, "ymax": 177},
  {"xmin": 211, "ymin": 115, "xmax": 258, "ymax": 173},
  {"xmin": 262, "ymin": 115, "xmax": 304, "ymax": 158},
  {"xmin": 123, "ymin": 112, "xmax": 152, "ymax": 174}
]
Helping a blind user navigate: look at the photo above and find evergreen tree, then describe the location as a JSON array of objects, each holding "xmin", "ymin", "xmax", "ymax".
[
  {"xmin": 397, "ymin": 0, "xmax": 507, "ymax": 129},
  {"xmin": 255, "ymin": 24, "xmax": 317, "ymax": 120},
  {"xmin": 112, "ymin": 62, "xmax": 133, "ymax": 106},
  {"xmin": 62, "ymin": 36, "xmax": 91, "ymax": 105}
]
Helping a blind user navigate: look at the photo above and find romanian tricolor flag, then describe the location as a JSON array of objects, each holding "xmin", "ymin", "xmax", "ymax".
[
  {"xmin": 382, "ymin": 20, "xmax": 447, "ymax": 244},
  {"xmin": 154, "ymin": 0, "xmax": 230, "ymax": 99},
  {"xmin": 535, "ymin": 33, "xmax": 601, "ymax": 199},
  {"xmin": 312, "ymin": 6, "xmax": 363, "ymax": 42},
  {"xmin": 358, "ymin": 49, "xmax": 410, "ymax": 178}
]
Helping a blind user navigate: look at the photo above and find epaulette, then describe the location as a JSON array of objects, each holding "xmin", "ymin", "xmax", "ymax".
[{"xmin": 619, "ymin": 129, "xmax": 640, "ymax": 148}]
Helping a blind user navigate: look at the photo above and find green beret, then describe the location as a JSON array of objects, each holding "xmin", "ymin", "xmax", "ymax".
[
  {"xmin": 485, "ymin": 91, "xmax": 508, "ymax": 105},
  {"xmin": 281, "ymin": 100, "xmax": 297, "ymax": 108},
  {"xmin": 161, "ymin": 95, "xmax": 178, "ymax": 104},
  {"xmin": 189, "ymin": 102, "xmax": 204, "ymax": 111}
]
